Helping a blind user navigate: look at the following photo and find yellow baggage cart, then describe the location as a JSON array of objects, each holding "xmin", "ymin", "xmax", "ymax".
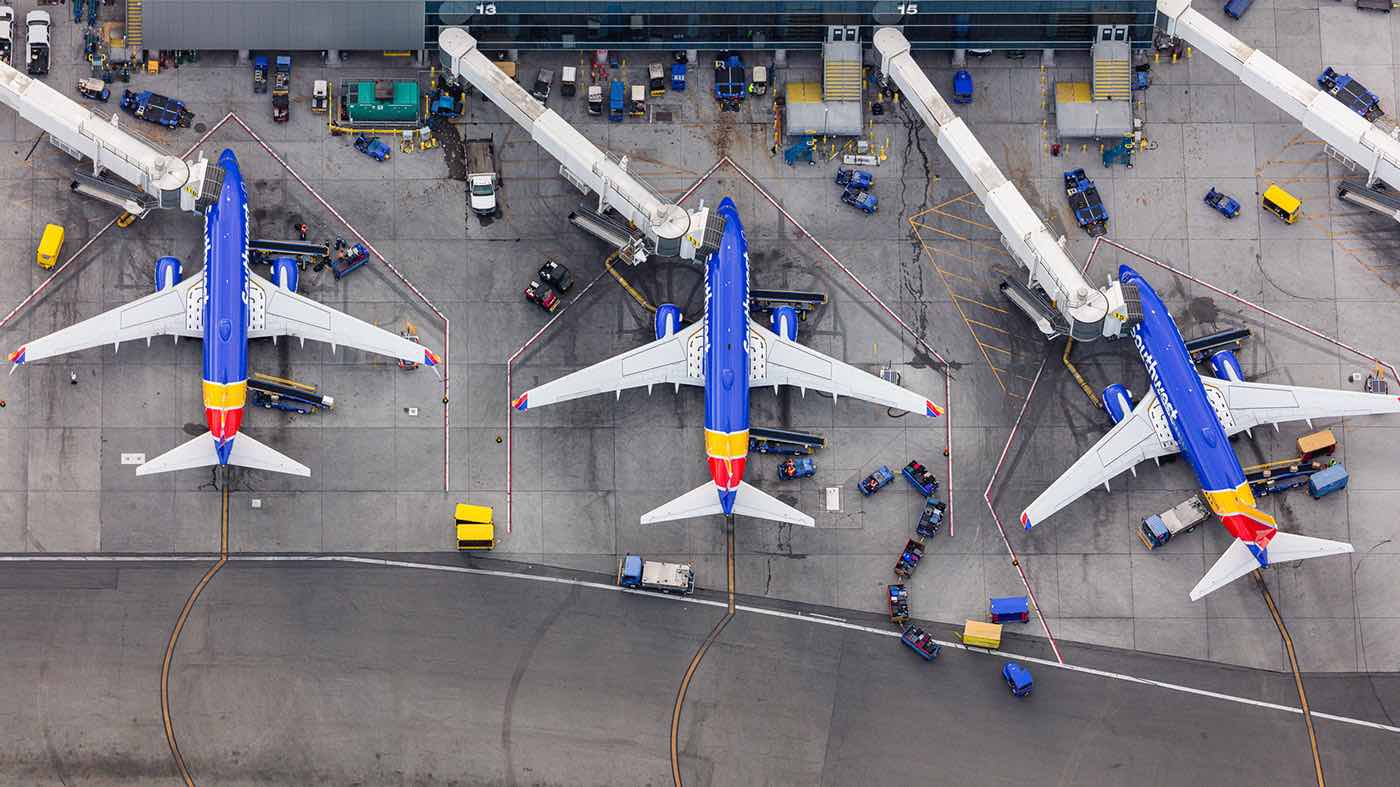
[{"xmin": 454, "ymin": 503, "xmax": 496, "ymax": 550}]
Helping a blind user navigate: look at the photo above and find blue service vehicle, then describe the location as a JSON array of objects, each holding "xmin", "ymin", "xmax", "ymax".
[
  {"xmin": 1002, "ymin": 662, "xmax": 1033, "ymax": 697},
  {"xmin": 902, "ymin": 460, "xmax": 938, "ymax": 496},
  {"xmin": 916, "ymin": 496, "xmax": 945, "ymax": 539},
  {"xmin": 952, "ymin": 69, "xmax": 973, "ymax": 104},
  {"xmin": 714, "ymin": 52, "xmax": 746, "ymax": 110},
  {"xmin": 330, "ymin": 240, "xmax": 370, "ymax": 279},
  {"xmin": 1204, "ymin": 187, "xmax": 1242, "ymax": 218},
  {"xmin": 835, "ymin": 168, "xmax": 873, "ymax": 190},
  {"xmin": 901, "ymin": 625, "xmax": 943, "ymax": 661},
  {"xmin": 608, "ymin": 79, "xmax": 625, "ymax": 121},
  {"xmin": 858, "ymin": 465, "xmax": 895, "ymax": 496},
  {"xmin": 1223, "ymin": 0, "xmax": 1253, "ymax": 20},
  {"xmin": 1063, "ymin": 168, "xmax": 1108, "ymax": 236},
  {"xmin": 989, "ymin": 596, "xmax": 1030, "ymax": 624},
  {"xmin": 1308, "ymin": 463, "xmax": 1349, "ymax": 498},
  {"xmin": 618, "ymin": 554, "xmax": 695, "ymax": 594},
  {"xmin": 778, "ymin": 456, "xmax": 816, "ymax": 480},
  {"xmin": 1318, "ymin": 68, "xmax": 1383, "ymax": 121},
  {"xmin": 671, "ymin": 62, "xmax": 687, "ymax": 91},
  {"xmin": 119, "ymin": 90, "xmax": 194, "ymax": 128},
  {"xmin": 353, "ymin": 135, "xmax": 391, "ymax": 162},
  {"xmin": 841, "ymin": 188, "xmax": 879, "ymax": 214},
  {"xmin": 784, "ymin": 137, "xmax": 816, "ymax": 166},
  {"xmin": 253, "ymin": 55, "xmax": 269, "ymax": 93}
]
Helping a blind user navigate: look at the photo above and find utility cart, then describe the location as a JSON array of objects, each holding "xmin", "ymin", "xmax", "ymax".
[
  {"xmin": 916, "ymin": 495, "xmax": 945, "ymax": 539},
  {"xmin": 902, "ymin": 460, "xmax": 938, "ymax": 496},
  {"xmin": 888, "ymin": 584, "xmax": 910, "ymax": 625},
  {"xmin": 1063, "ymin": 169, "xmax": 1108, "ymax": 236},
  {"xmin": 894, "ymin": 538, "xmax": 925, "ymax": 578},
  {"xmin": 901, "ymin": 625, "xmax": 943, "ymax": 661}
]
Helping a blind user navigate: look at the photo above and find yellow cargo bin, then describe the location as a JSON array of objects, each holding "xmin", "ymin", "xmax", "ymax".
[
  {"xmin": 36, "ymin": 224, "xmax": 64, "ymax": 269},
  {"xmin": 454, "ymin": 503, "xmax": 496, "ymax": 550},
  {"xmin": 961, "ymin": 620, "xmax": 1003, "ymax": 649},
  {"xmin": 1261, "ymin": 184, "xmax": 1300, "ymax": 224},
  {"xmin": 1297, "ymin": 429, "xmax": 1336, "ymax": 460}
]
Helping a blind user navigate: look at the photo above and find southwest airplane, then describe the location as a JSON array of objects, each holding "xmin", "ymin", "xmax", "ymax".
[
  {"xmin": 1023, "ymin": 264, "xmax": 1400, "ymax": 600},
  {"xmin": 511, "ymin": 197, "xmax": 943, "ymax": 525},
  {"xmin": 8, "ymin": 149, "xmax": 440, "ymax": 476}
]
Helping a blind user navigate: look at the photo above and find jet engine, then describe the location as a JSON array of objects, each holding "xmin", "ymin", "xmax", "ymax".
[
  {"xmin": 271, "ymin": 256, "xmax": 299, "ymax": 293},
  {"xmin": 654, "ymin": 303, "xmax": 682, "ymax": 340},
  {"xmin": 769, "ymin": 305, "xmax": 798, "ymax": 341},
  {"xmin": 1209, "ymin": 349, "xmax": 1244, "ymax": 382},
  {"xmin": 1102, "ymin": 383, "xmax": 1134, "ymax": 424},
  {"xmin": 154, "ymin": 256, "xmax": 182, "ymax": 292}
]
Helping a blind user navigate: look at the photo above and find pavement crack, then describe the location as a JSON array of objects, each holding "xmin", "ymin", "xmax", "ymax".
[{"xmin": 502, "ymin": 583, "xmax": 580, "ymax": 787}]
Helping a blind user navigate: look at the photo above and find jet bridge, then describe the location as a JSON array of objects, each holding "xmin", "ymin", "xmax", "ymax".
[
  {"xmin": 1158, "ymin": 0, "xmax": 1400, "ymax": 201},
  {"xmin": 438, "ymin": 27, "xmax": 721, "ymax": 264},
  {"xmin": 873, "ymin": 27, "xmax": 1131, "ymax": 341},
  {"xmin": 0, "ymin": 59, "xmax": 211, "ymax": 215}
]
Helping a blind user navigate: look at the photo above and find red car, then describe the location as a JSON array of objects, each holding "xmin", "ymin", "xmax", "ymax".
[{"xmin": 524, "ymin": 280, "xmax": 559, "ymax": 313}]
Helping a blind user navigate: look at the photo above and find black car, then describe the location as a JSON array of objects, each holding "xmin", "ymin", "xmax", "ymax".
[{"xmin": 538, "ymin": 260, "xmax": 575, "ymax": 293}]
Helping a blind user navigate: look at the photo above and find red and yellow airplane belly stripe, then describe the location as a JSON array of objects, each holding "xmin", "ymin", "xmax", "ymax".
[
  {"xmin": 203, "ymin": 379, "xmax": 247, "ymax": 441},
  {"xmin": 705, "ymin": 428, "xmax": 748, "ymax": 490},
  {"xmin": 1202, "ymin": 481, "xmax": 1277, "ymax": 547}
]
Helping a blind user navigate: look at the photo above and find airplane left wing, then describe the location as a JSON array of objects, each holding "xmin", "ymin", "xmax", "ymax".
[
  {"xmin": 8, "ymin": 271, "xmax": 205, "ymax": 367},
  {"xmin": 1201, "ymin": 376, "xmax": 1400, "ymax": 434},
  {"xmin": 1021, "ymin": 389, "xmax": 1178, "ymax": 528},
  {"xmin": 511, "ymin": 320, "xmax": 706, "ymax": 411},
  {"xmin": 246, "ymin": 272, "xmax": 441, "ymax": 370},
  {"xmin": 746, "ymin": 318, "xmax": 943, "ymax": 417}
]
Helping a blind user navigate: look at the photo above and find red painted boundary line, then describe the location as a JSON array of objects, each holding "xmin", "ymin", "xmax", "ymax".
[
  {"xmin": 504, "ymin": 158, "xmax": 725, "ymax": 534},
  {"xmin": 3, "ymin": 112, "xmax": 453, "ymax": 490},
  {"xmin": 724, "ymin": 160, "xmax": 956, "ymax": 535}
]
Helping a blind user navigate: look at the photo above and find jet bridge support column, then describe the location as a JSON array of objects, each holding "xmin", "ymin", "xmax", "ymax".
[
  {"xmin": 438, "ymin": 27, "xmax": 719, "ymax": 264},
  {"xmin": 1158, "ymin": 0, "xmax": 1400, "ymax": 191},
  {"xmin": 873, "ymin": 27, "xmax": 1129, "ymax": 341}
]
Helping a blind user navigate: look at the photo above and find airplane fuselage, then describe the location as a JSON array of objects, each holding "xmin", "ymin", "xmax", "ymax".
[
  {"xmin": 1121, "ymin": 265, "xmax": 1275, "ymax": 551},
  {"xmin": 703, "ymin": 198, "xmax": 751, "ymax": 514},
  {"xmin": 201, "ymin": 149, "xmax": 252, "ymax": 464}
]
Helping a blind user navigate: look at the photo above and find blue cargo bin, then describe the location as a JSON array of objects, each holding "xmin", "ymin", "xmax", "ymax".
[
  {"xmin": 990, "ymin": 596, "xmax": 1030, "ymax": 623},
  {"xmin": 1308, "ymin": 464, "xmax": 1349, "ymax": 498}
]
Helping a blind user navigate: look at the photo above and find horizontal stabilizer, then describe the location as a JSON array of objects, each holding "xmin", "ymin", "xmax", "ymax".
[
  {"xmin": 135, "ymin": 431, "xmax": 310, "ymax": 477},
  {"xmin": 641, "ymin": 481, "xmax": 814, "ymax": 526},
  {"xmin": 1189, "ymin": 533, "xmax": 1354, "ymax": 601}
]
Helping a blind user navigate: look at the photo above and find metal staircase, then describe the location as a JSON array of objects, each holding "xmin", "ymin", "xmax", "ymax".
[
  {"xmin": 1092, "ymin": 58, "xmax": 1131, "ymax": 100},
  {"xmin": 822, "ymin": 39, "xmax": 862, "ymax": 101},
  {"xmin": 125, "ymin": 0, "xmax": 142, "ymax": 49}
]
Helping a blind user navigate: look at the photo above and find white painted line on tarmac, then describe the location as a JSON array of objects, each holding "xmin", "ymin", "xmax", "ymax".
[{"xmin": 5, "ymin": 552, "xmax": 1398, "ymax": 735}]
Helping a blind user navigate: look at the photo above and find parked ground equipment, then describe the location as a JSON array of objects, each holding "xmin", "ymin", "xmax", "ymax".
[
  {"xmin": 750, "ymin": 288, "xmax": 828, "ymax": 321},
  {"xmin": 989, "ymin": 596, "xmax": 1030, "ymax": 624},
  {"xmin": 888, "ymin": 584, "xmax": 910, "ymax": 625},
  {"xmin": 120, "ymin": 90, "xmax": 194, "ymax": 128},
  {"xmin": 1063, "ymin": 168, "xmax": 1108, "ymax": 236},
  {"xmin": 465, "ymin": 137, "xmax": 500, "ymax": 216},
  {"xmin": 248, "ymin": 372, "xmax": 334, "ymax": 415},
  {"xmin": 454, "ymin": 503, "xmax": 495, "ymax": 550},
  {"xmin": 916, "ymin": 496, "xmax": 945, "ymax": 539},
  {"xmin": 859, "ymin": 465, "xmax": 895, "ymax": 496},
  {"xmin": 629, "ymin": 84, "xmax": 647, "ymax": 116},
  {"xmin": 1134, "ymin": 64, "xmax": 1152, "ymax": 90},
  {"xmin": 952, "ymin": 69, "xmax": 973, "ymax": 103},
  {"xmin": 1309, "ymin": 464, "xmax": 1349, "ymax": 498},
  {"xmin": 784, "ymin": 137, "xmax": 816, "ymax": 166},
  {"xmin": 1102, "ymin": 137, "xmax": 1134, "ymax": 168},
  {"xmin": 608, "ymin": 79, "xmax": 624, "ymax": 121},
  {"xmin": 524, "ymin": 279, "xmax": 560, "ymax": 313},
  {"xmin": 0, "ymin": 7, "xmax": 14, "ymax": 66},
  {"xmin": 1003, "ymin": 662, "xmax": 1034, "ymax": 697},
  {"xmin": 253, "ymin": 54, "xmax": 269, "ymax": 93},
  {"xmin": 531, "ymin": 68, "xmax": 553, "ymax": 103},
  {"xmin": 618, "ymin": 554, "xmax": 695, "ymax": 594},
  {"xmin": 1223, "ymin": 0, "xmax": 1253, "ymax": 20},
  {"xmin": 648, "ymin": 62, "xmax": 666, "ymax": 95},
  {"xmin": 76, "ymin": 77, "xmax": 109, "ymax": 102},
  {"xmin": 1138, "ymin": 494, "xmax": 1211, "ymax": 550},
  {"xmin": 1204, "ymin": 187, "xmax": 1241, "ymax": 218},
  {"xmin": 24, "ymin": 10, "xmax": 48, "ymax": 75},
  {"xmin": 778, "ymin": 456, "xmax": 816, "ymax": 480},
  {"xmin": 748, "ymin": 425, "xmax": 825, "ymax": 456},
  {"xmin": 272, "ymin": 55, "xmax": 291, "ymax": 123},
  {"xmin": 353, "ymin": 134, "xmax": 391, "ymax": 162},
  {"xmin": 536, "ymin": 259, "xmax": 573, "ymax": 293},
  {"xmin": 311, "ymin": 79, "xmax": 328, "ymax": 112},
  {"xmin": 671, "ymin": 61, "xmax": 687, "ymax": 91},
  {"xmin": 841, "ymin": 188, "xmax": 878, "ymax": 214},
  {"xmin": 1298, "ymin": 429, "xmax": 1337, "ymax": 462},
  {"xmin": 894, "ymin": 539, "xmax": 925, "ymax": 578},
  {"xmin": 329, "ymin": 240, "xmax": 370, "ymax": 279},
  {"xmin": 902, "ymin": 460, "xmax": 938, "ymax": 496},
  {"xmin": 1261, "ymin": 183, "xmax": 1300, "ymax": 224},
  {"xmin": 587, "ymin": 84, "xmax": 603, "ymax": 115},
  {"xmin": 714, "ymin": 52, "xmax": 745, "ymax": 110},
  {"xmin": 36, "ymin": 223, "xmax": 63, "ymax": 269},
  {"xmin": 749, "ymin": 65, "xmax": 768, "ymax": 96},
  {"xmin": 901, "ymin": 625, "xmax": 943, "ymax": 661},
  {"xmin": 1317, "ymin": 67, "xmax": 1382, "ymax": 121},
  {"xmin": 835, "ymin": 167, "xmax": 873, "ymax": 190},
  {"xmin": 961, "ymin": 620, "xmax": 1003, "ymax": 649}
]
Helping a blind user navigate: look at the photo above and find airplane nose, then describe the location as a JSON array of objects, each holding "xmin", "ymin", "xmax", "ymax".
[{"xmin": 717, "ymin": 487, "xmax": 737, "ymax": 515}]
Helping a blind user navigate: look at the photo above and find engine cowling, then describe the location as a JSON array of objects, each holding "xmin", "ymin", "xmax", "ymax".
[
  {"xmin": 154, "ymin": 256, "xmax": 182, "ymax": 292},
  {"xmin": 271, "ymin": 256, "xmax": 299, "ymax": 293},
  {"xmin": 1102, "ymin": 383, "xmax": 1134, "ymax": 424},
  {"xmin": 1210, "ymin": 349, "xmax": 1244, "ymax": 382},
  {"xmin": 769, "ymin": 305, "xmax": 798, "ymax": 342},
  {"xmin": 654, "ymin": 303, "xmax": 682, "ymax": 340}
]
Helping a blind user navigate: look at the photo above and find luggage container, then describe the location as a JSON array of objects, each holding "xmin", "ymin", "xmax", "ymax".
[
  {"xmin": 1308, "ymin": 464, "xmax": 1349, "ymax": 498},
  {"xmin": 989, "ymin": 596, "xmax": 1030, "ymax": 624},
  {"xmin": 961, "ymin": 620, "xmax": 1003, "ymax": 649},
  {"xmin": 1297, "ymin": 429, "xmax": 1336, "ymax": 462},
  {"xmin": 454, "ymin": 503, "xmax": 496, "ymax": 550}
]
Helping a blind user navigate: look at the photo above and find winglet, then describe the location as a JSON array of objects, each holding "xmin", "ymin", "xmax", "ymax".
[
  {"xmin": 925, "ymin": 400, "xmax": 944, "ymax": 418},
  {"xmin": 1020, "ymin": 511, "xmax": 1032, "ymax": 530},
  {"xmin": 8, "ymin": 346, "xmax": 26, "ymax": 368},
  {"xmin": 424, "ymin": 348, "xmax": 441, "ymax": 367},
  {"xmin": 511, "ymin": 392, "xmax": 528, "ymax": 412}
]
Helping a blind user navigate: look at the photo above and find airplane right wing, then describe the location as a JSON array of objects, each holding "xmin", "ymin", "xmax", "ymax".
[
  {"xmin": 511, "ymin": 320, "xmax": 705, "ymax": 411},
  {"xmin": 8, "ymin": 270, "xmax": 206, "ymax": 367},
  {"xmin": 1020, "ymin": 389, "xmax": 1179, "ymax": 528},
  {"xmin": 1200, "ymin": 376, "xmax": 1400, "ymax": 435}
]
